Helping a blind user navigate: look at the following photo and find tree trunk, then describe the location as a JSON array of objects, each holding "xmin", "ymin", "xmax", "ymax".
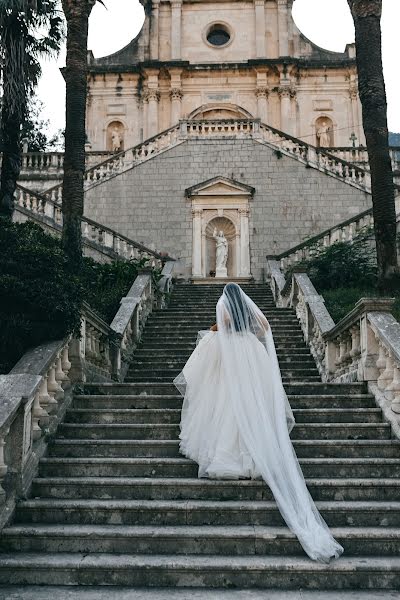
[
  {"xmin": 61, "ymin": 1, "xmax": 93, "ymax": 269},
  {"xmin": 0, "ymin": 20, "xmax": 25, "ymax": 219},
  {"xmin": 348, "ymin": 0, "xmax": 398, "ymax": 288}
]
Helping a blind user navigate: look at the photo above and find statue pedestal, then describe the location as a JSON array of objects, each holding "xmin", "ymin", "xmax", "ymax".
[{"xmin": 215, "ymin": 267, "xmax": 228, "ymax": 278}]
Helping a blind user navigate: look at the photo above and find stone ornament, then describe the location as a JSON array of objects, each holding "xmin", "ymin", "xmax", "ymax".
[{"xmin": 213, "ymin": 228, "xmax": 228, "ymax": 277}]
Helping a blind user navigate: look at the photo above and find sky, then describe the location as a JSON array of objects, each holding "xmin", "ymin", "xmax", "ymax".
[{"xmin": 37, "ymin": 0, "xmax": 400, "ymax": 136}]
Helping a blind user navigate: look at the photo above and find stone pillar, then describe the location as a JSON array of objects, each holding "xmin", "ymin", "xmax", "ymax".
[
  {"xmin": 279, "ymin": 86, "xmax": 292, "ymax": 133},
  {"xmin": 254, "ymin": 0, "xmax": 266, "ymax": 57},
  {"xmin": 170, "ymin": 89, "xmax": 183, "ymax": 125},
  {"xmin": 239, "ymin": 208, "xmax": 251, "ymax": 277},
  {"xmin": 277, "ymin": 0, "xmax": 289, "ymax": 57},
  {"xmin": 147, "ymin": 89, "xmax": 160, "ymax": 138},
  {"xmin": 256, "ymin": 87, "xmax": 269, "ymax": 124},
  {"xmin": 150, "ymin": 0, "xmax": 160, "ymax": 60},
  {"xmin": 169, "ymin": 68, "xmax": 183, "ymax": 126},
  {"xmin": 171, "ymin": 0, "xmax": 182, "ymax": 60},
  {"xmin": 141, "ymin": 92, "xmax": 148, "ymax": 141},
  {"xmin": 192, "ymin": 208, "xmax": 203, "ymax": 277}
]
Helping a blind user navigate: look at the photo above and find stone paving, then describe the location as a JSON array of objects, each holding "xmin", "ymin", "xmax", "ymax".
[{"xmin": 1, "ymin": 588, "xmax": 400, "ymax": 600}]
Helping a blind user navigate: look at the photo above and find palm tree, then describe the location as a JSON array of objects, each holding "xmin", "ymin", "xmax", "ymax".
[
  {"xmin": 0, "ymin": 0, "xmax": 64, "ymax": 218},
  {"xmin": 347, "ymin": 0, "xmax": 398, "ymax": 288},
  {"xmin": 60, "ymin": 0, "xmax": 101, "ymax": 269}
]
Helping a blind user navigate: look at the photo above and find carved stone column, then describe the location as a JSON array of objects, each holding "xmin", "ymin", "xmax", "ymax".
[
  {"xmin": 277, "ymin": 0, "xmax": 289, "ymax": 56},
  {"xmin": 147, "ymin": 89, "xmax": 160, "ymax": 138},
  {"xmin": 150, "ymin": 0, "xmax": 160, "ymax": 60},
  {"xmin": 192, "ymin": 208, "xmax": 203, "ymax": 277},
  {"xmin": 239, "ymin": 208, "xmax": 251, "ymax": 277},
  {"xmin": 254, "ymin": 0, "xmax": 266, "ymax": 57},
  {"xmin": 171, "ymin": 0, "xmax": 182, "ymax": 60},
  {"xmin": 279, "ymin": 86, "xmax": 296, "ymax": 135},
  {"xmin": 256, "ymin": 87, "xmax": 269, "ymax": 124},
  {"xmin": 170, "ymin": 89, "xmax": 183, "ymax": 125}
]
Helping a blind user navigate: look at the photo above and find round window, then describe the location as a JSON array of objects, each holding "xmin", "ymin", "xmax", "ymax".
[{"xmin": 206, "ymin": 24, "xmax": 231, "ymax": 47}]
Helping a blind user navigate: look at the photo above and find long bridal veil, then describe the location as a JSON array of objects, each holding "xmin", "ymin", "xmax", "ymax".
[{"xmin": 174, "ymin": 283, "xmax": 343, "ymax": 563}]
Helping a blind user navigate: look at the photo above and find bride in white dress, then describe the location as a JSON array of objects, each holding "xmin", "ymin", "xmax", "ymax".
[{"xmin": 174, "ymin": 282, "xmax": 344, "ymax": 563}]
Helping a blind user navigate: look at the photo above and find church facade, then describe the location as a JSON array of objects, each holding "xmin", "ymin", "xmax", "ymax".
[{"xmin": 86, "ymin": 0, "xmax": 364, "ymax": 152}]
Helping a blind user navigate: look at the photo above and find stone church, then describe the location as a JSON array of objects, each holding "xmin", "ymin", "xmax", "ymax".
[{"xmin": 82, "ymin": 0, "xmax": 371, "ymax": 280}]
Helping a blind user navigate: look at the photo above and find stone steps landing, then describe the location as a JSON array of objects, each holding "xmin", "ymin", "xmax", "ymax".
[{"xmin": 2, "ymin": 283, "xmax": 400, "ymax": 591}]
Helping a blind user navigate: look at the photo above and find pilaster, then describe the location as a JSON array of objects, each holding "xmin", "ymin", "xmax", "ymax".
[
  {"xmin": 150, "ymin": 0, "xmax": 160, "ymax": 60},
  {"xmin": 277, "ymin": 0, "xmax": 289, "ymax": 57},
  {"xmin": 254, "ymin": 0, "xmax": 266, "ymax": 57},
  {"xmin": 171, "ymin": 0, "xmax": 182, "ymax": 60}
]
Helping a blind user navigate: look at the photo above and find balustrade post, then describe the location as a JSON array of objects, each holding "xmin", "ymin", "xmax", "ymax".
[{"xmin": 0, "ymin": 428, "xmax": 9, "ymax": 504}]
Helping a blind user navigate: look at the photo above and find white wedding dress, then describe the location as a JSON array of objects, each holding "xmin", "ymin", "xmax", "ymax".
[{"xmin": 174, "ymin": 283, "xmax": 344, "ymax": 563}]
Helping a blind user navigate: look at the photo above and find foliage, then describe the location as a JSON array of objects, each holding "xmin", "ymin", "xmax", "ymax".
[
  {"xmin": 0, "ymin": 218, "xmax": 81, "ymax": 373},
  {"xmin": 287, "ymin": 237, "xmax": 377, "ymax": 292},
  {"xmin": 0, "ymin": 220, "xmax": 162, "ymax": 373},
  {"xmin": 20, "ymin": 96, "xmax": 65, "ymax": 152},
  {"xmin": 80, "ymin": 257, "xmax": 153, "ymax": 324}
]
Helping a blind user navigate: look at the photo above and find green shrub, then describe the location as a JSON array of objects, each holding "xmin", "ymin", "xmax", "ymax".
[
  {"xmin": 0, "ymin": 218, "xmax": 81, "ymax": 374},
  {"xmin": 0, "ymin": 219, "xmax": 162, "ymax": 374}
]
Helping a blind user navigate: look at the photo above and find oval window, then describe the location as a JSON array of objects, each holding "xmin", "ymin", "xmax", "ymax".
[{"xmin": 206, "ymin": 24, "xmax": 231, "ymax": 47}]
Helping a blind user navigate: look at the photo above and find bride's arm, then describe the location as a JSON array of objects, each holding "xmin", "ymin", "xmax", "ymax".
[{"xmin": 210, "ymin": 323, "xmax": 218, "ymax": 331}]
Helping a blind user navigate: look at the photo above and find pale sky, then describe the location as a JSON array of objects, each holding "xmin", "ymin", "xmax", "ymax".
[{"xmin": 37, "ymin": 0, "xmax": 400, "ymax": 136}]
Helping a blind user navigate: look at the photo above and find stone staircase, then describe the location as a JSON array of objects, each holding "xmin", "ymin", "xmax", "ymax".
[{"xmin": 1, "ymin": 283, "xmax": 400, "ymax": 590}]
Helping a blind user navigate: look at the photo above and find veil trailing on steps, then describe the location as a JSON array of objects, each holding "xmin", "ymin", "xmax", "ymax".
[{"xmin": 174, "ymin": 282, "xmax": 344, "ymax": 563}]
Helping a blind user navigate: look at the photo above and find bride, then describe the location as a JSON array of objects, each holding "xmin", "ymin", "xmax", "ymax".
[{"xmin": 174, "ymin": 282, "xmax": 343, "ymax": 563}]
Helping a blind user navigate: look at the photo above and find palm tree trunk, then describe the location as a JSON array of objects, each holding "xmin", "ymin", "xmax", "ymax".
[
  {"xmin": 0, "ymin": 18, "xmax": 25, "ymax": 219},
  {"xmin": 348, "ymin": 0, "xmax": 398, "ymax": 287},
  {"xmin": 61, "ymin": 1, "xmax": 93, "ymax": 268}
]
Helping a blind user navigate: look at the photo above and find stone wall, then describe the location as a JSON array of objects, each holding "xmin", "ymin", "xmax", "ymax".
[{"xmin": 84, "ymin": 137, "xmax": 372, "ymax": 280}]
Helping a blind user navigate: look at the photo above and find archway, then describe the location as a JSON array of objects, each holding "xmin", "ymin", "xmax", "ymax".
[
  {"xmin": 188, "ymin": 103, "xmax": 253, "ymax": 121},
  {"xmin": 106, "ymin": 120, "xmax": 125, "ymax": 152}
]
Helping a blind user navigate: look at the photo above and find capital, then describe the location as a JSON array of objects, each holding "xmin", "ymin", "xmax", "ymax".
[
  {"xmin": 278, "ymin": 86, "xmax": 296, "ymax": 98},
  {"xmin": 349, "ymin": 83, "xmax": 358, "ymax": 99},
  {"xmin": 170, "ymin": 88, "xmax": 183, "ymax": 101},
  {"xmin": 146, "ymin": 88, "xmax": 161, "ymax": 102},
  {"xmin": 256, "ymin": 87, "xmax": 269, "ymax": 99}
]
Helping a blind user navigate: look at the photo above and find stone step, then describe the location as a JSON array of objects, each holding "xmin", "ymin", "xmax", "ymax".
[
  {"xmin": 138, "ymin": 341, "xmax": 309, "ymax": 351},
  {"xmin": 124, "ymin": 376, "xmax": 323, "ymax": 384},
  {"xmin": 81, "ymin": 382, "xmax": 368, "ymax": 396},
  {"xmin": 135, "ymin": 346, "xmax": 313, "ymax": 356},
  {"xmin": 144, "ymin": 324, "xmax": 302, "ymax": 331},
  {"xmin": 126, "ymin": 368, "xmax": 320, "ymax": 379},
  {"xmin": 57, "ymin": 422, "xmax": 390, "ymax": 441},
  {"xmin": 31, "ymin": 476, "xmax": 400, "ymax": 502},
  {"xmin": 3, "ymin": 524, "xmax": 400, "ymax": 556},
  {"xmin": 148, "ymin": 314, "xmax": 298, "ymax": 322},
  {"xmin": 38, "ymin": 457, "xmax": 400, "ymax": 480},
  {"xmin": 72, "ymin": 393, "xmax": 377, "ymax": 411},
  {"xmin": 1, "ymin": 553, "xmax": 400, "ymax": 588},
  {"xmin": 47, "ymin": 439, "xmax": 400, "ymax": 459},
  {"xmin": 15, "ymin": 498, "xmax": 400, "ymax": 527},
  {"xmin": 65, "ymin": 407, "xmax": 383, "ymax": 425}
]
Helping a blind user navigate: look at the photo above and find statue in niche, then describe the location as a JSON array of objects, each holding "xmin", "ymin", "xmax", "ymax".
[
  {"xmin": 213, "ymin": 228, "xmax": 228, "ymax": 277},
  {"xmin": 111, "ymin": 128, "xmax": 123, "ymax": 152},
  {"xmin": 316, "ymin": 121, "xmax": 331, "ymax": 148}
]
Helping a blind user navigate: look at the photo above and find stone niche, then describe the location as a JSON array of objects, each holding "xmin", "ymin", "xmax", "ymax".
[{"xmin": 186, "ymin": 177, "xmax": 255, "ymax": 280}]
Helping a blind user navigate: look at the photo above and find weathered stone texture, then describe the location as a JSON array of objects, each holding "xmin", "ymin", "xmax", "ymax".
[{"xmin": 84, "ymin": 138, "xmax": 371, "ymax": 279}]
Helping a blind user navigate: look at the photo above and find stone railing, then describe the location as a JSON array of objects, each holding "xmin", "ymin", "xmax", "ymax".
[
  {"xmin": 266, "ymin": 258, "xmax": 400, "ymax": 439},
  {"xmin": 269, "ymin": 208, "xmax": 375, "ymax": 271},
  {"xmin": 0, "ymin": 262, "xmax": 173, "ymax": 528},
  {"xmin": 14, "ymin": 184, "xmax": 168, "ymax": 266},
  {"xmin": 43, "ymin": 125, "xmax": 183, "ymax": 203},
  {"xmin": 328, "ymin": 147, "xmax": 400, "ymax": 174},
  {"xmin": 18, "ymin": 151, "xmax": 113, "ymax": 176},
  {"xmin": 39, "ymin": 119, "xmax": 399, "ymax": 202}
]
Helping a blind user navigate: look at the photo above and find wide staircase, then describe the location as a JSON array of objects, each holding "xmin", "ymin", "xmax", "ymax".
[{"xmin": 1, "ymin": 283, "xmax": 400, "ymax": 590}]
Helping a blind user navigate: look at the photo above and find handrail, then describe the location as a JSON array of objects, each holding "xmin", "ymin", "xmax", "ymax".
[
  {"xmin": 266, "ymin": 258, "xmax": 400, "ymax": 439},
  {"xmin": 14, "ymin": 183, "xmax": 171, "ymax": 264},
  {"xmin": 0, "ymin": 261, "xmax": 174, "ymax": 529}
]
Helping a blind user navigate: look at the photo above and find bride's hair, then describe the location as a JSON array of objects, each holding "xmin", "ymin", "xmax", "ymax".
[{"xmin": 223, "ymin": 283, "xmax": 249, "ymax": 332}]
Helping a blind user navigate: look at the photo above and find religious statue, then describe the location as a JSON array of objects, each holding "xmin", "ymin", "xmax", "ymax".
[
  {"xmin": 213, "ymin": 228, "xmax": 228, "ymax": 277},
  {"xmin": 316, "ymin": 122, "xmax": 331, "ymax": 148},
  {"xmin": 111, "ymin": 128, "xmax": 122, "ymax": 152}
]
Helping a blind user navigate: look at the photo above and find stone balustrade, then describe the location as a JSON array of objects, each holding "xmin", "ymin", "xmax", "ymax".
[
  {"xmin": 0, "ymin": 262, "xmax": 173, "ymax": 528},
  {"xmin": 14, "ymin": 184, "xmax": 167, "ymax": 266},
  {"xmin": 269, "ymin": 208, "xmax": 375, "ymax": 272},
  {"xmin": 266, "ymin": 258, "xmax": 400, "ymax": 438},
  {"xmin": 328, "ymin": 147, "xmax": 400, "ymax": 175}
]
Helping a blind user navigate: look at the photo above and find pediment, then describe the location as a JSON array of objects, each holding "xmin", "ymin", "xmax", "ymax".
[{"xmin": 185, "ymin": 177, "xmax": 255, "ymax": 198}]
